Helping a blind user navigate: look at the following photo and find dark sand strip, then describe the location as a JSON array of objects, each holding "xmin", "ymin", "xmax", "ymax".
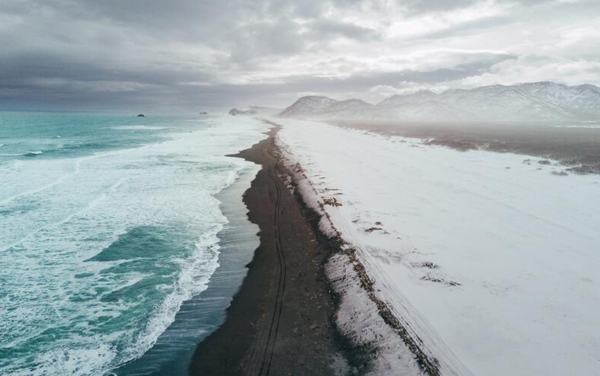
[{"xmin": 189, "ymin": 128, "xmax": 352, "ymax": 375}]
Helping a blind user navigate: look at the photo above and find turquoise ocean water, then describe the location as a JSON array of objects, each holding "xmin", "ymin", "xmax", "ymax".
[{"xmin": 0, "ymin": 112, "xmax": 264, "ymax": 375}]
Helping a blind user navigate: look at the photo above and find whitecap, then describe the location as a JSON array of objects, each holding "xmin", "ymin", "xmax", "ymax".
[
  {"xmin": 23, "ymin": 150, "xmax": 43, "ymax": 157},
  {"xmin": 0, "ymin": 115, "xmax": 267, "ymax": 375}
]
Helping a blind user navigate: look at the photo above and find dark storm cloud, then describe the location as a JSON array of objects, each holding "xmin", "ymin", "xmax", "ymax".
[
  {"xmin": 0, "ymin": 0, "xmax": 598, "ymax": 111},
  {"xmin": 0, "ymin": 0, "xmax": 385, "ymax": 110},
  {"xmin": 279, "ymin": 56, "xmax": 517, "ymax": 92}
]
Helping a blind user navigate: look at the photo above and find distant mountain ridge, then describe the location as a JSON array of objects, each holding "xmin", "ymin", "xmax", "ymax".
[
  {"xmin": 279, "ymin": 82, "xmax": 600, "ymax": 123},
  {"xmin": 229, "ymin": 105, "xmax": 280, "ymax": 116}
]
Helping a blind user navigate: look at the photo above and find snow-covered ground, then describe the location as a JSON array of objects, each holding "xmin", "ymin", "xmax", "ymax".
[{"xmin": 275, "ymin": 119, "xmax": 600, "ymax": 376}]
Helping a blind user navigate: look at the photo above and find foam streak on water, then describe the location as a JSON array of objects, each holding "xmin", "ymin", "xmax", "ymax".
[{"xmin": 0, "ymin": 113, "xmax": 264, "ymax": 375}]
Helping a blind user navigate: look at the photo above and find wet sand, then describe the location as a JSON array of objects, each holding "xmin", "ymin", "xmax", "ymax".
[
  {"xmin": 189, "ymin": 128, "xmax": 353, "ymax": 375},
  {"xmin": 116, "ymin": 163, "xmax": 261, "ymax": 376},
  {"xmin": 337, "ymin": 120, "xmax": 600, "ymax": 174}
]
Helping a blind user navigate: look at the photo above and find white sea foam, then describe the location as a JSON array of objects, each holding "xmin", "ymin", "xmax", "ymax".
[{"xmin": 0, "ymin": 115, "xmax": 266, "ymax": 375}]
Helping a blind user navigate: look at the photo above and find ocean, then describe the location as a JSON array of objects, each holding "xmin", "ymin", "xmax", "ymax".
[{"xmin": 0, "ymin": 112, "xmax": 264, "ymax": 375}]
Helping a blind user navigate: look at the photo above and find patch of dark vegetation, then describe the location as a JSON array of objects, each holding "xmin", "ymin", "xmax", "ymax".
[
  {"xmin": 323, "ymin": 197, "xmax": 342, "ymax": 207},
  {"xmin": 412, "ymin": 261, "xmax": 439, "ymax": 269},
  {"xmin": 424, "ymin": 138, "xmax": 478, "ymax": 151},
  {"xmin": 364, "ymin": 221, "xmax": 385, "ymax": 233},
  {"xmin": 551, "ymin": 170, "xmax": 569, "ymax": 176},
  {"xmin": 421, "ymin": 275, "xmax": 461, "ymax": 287},
  {"xmin": 566, "ymin": 164, "xmax": 600, "ymax": 174}
]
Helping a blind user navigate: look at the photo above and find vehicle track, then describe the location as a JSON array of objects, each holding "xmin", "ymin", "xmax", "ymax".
[
  {"xmin": 190, "ymin": 129, "xmax": 344, "ymax": 376},
  {"xmin": 257, "ymin": 161, "xmax": 287, "ymax": 376},
  {"xmin": 241, "ymin": 148, "xmax": 288, "ymax": 376}
]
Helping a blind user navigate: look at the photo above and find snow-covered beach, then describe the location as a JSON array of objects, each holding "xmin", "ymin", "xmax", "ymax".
[{"xmin": 275, "ymin": 118, "xmax": 600, "ymax": 376}]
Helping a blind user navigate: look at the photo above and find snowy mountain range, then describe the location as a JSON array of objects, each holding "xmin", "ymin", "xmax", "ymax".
[{"xmin": 279, "ymin": 82, "xmax": 600, "ymax": 123}]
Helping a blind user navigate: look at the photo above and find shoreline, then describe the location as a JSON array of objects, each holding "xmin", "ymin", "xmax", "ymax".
[
  {"xmin": 114, "ymin": 157, "xmax": 261, "ymax": 375},
  {"xmin": 189, "ymin": 127, "xmax": 360, "ymax": 375}
]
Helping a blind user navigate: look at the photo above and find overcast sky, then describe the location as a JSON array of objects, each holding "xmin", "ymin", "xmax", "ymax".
[{"xmin": 1, "ymin": 0, "xmax": 600, "ymax": 111}]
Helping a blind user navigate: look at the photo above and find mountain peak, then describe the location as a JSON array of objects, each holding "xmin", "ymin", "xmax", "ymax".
[
  {"xmin": 279, "ymin": 96, "xmax": 338, "ymax": 117},
  {"xmin": 278, "ymin": 81, "xmax": 600, "ymax": 123},
  {"xmin": 378, "ymin": 90, "xmax": 437, "ymax": 106}
]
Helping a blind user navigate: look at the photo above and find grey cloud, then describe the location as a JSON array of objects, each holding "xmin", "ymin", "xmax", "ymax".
[
  {"xmin": 0, "ymin": 0, "xmax": 598, "ymax": 111},
  {"xmin": 309, "ymin": 20, "xmax": 380, "ymax": 41},
  {"xmin": 228, "ymin": 19, "xmax": 308, "ymax": 63},
  {"xmin": 400, "ymin": 0, "xmax": 583, "ymax": 14},
  {"xmin": 0, "ymin": 0, "xmax": 390, "ymax": 111},
  {"xmin": 0, "ymin": 50, "xmax": 513, "ymax": 111},
  {"xmin": 280, "ymin": 55, "xmax": 516, "ymax": 91},
  {"xmin": 400, "ymin": 0, "xmax": 478, "ymax": 14}
]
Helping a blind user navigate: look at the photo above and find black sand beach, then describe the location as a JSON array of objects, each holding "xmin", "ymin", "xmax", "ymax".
[{"xmin": 189, "ymin": 128, "xmax": 354, "ymax": 375}]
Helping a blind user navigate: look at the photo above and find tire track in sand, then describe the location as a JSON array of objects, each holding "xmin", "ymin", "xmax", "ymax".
[{"xmin": 257, "ymin": 163, "xmax": 287, "ymax": 376}]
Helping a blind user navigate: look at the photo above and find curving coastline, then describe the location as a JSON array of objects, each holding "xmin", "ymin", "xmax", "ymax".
[{"xmin": 189, "ymin": 127, "xmax": 358, "ymax": 375}]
